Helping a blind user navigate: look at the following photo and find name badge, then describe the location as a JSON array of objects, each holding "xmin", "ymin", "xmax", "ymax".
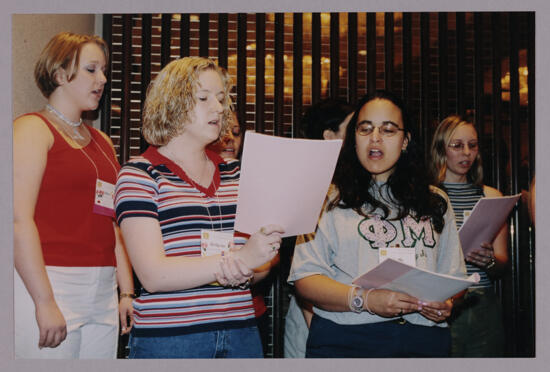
[
  {"xmin": 201, "ymin": 230, "xmax": 234, "ymax": 257},
  {"xmin": 379, "ymin": 246, "xmax": 416, "ymax": 267},
  {"xmin": 93, "ymin": 179, "xmax": 115, "ymax": 217}
]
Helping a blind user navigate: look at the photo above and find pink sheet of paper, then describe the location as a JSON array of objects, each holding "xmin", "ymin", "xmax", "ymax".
[
  {"xmin": 458, "ymin": 194, "xmax": 521, "ymax": 255},
  {"xmin": 352, "ymin": 258, "xmax": 479, "ymax": 302},
  {"xmin": 234, "ymin": 132, "xmax": 342, "ymax": 237}
]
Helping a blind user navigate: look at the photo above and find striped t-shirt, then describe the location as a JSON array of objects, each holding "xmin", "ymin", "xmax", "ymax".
[
  {"xmin": 115, "ymin": 146, "xmax": 255, "ymax": 336},
  {"xmin": 441, "ymin": 182, "xmax": 491, "ymax": 288}
]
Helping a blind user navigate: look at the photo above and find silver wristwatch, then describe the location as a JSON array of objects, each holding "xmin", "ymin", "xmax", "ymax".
[{"xmin": 350, "ymin": 287, "xmax": 365, "ymax": 313}]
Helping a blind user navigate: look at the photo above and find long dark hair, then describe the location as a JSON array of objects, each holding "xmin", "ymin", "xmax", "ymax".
[{"xmin": 329, "ymin": 90, "xmax": 447, "ymax": 233}]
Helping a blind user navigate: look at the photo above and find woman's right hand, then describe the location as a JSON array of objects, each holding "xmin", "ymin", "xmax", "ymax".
[
  {"xmin": 35, "ymin": 300, "xmax": 67, "ymax": 348},
  {"xmin": 233, "ymin": 224, "xmax": 284, "ymax": 270},
  {"xmin": 365, "ymin": 288, "xmax": 422, "ymax": 318}
]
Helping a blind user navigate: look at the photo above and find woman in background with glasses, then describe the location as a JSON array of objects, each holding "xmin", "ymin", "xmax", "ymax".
[
  {"xmin": 430, "ymin": 115, "xmax": 508, "ymax": 357},
  {"xmin": 288, "ymin": 91, "xmax": 466, "ymax": 358}
]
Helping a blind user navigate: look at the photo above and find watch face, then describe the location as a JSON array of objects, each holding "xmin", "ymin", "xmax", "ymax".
[{"xmin": 353, "ymin": 296, "xmax": 363, "ymax": 308}]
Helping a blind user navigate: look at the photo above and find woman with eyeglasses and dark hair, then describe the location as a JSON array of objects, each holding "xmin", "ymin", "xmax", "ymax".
[
  {"xmin": 429, "ymin": 115, "xmax": 508, "ymax": 357},
  {"xmin": 288, "ymin": 91, "xmax": 466, "ymax": 358}
]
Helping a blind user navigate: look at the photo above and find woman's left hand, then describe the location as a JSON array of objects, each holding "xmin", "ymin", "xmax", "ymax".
[
  {"xmin": 215, "ymin": 254, "xmax": 254, "ymax": 288},
  {"xmin": 118, "ymin": 297, "xmax": 134, "ymax": 335},
  {"xmin": 465, "ymin": 242, "xmax": 495, "ymax": 269},
  {"xmin": 419, "ymin": 298, "xmax": 453, "ymax": 323}
]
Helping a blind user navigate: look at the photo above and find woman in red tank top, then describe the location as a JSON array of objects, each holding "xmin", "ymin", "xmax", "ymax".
[{"xmin": 13, "ymin": 32, "xmax": 134, "ymax": 359}]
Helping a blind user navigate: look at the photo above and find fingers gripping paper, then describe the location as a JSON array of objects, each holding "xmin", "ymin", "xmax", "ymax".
[
  {"xmin": 235, "ymin": 132, "xmax": 342, "ymax": 237},
  {"xmin": 352, "ymin": 258, "xmax": 480, "ymax": 302}
]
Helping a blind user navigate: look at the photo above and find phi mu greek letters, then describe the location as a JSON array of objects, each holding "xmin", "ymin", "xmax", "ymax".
[{"xmin": 358, "ymin": 214, "xmax": 436, "ymax": 249}]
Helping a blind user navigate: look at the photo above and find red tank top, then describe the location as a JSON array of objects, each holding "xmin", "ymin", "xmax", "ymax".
[{"xmin": 31, "ymin": 113, "xmax": 119, "ymax": 266}]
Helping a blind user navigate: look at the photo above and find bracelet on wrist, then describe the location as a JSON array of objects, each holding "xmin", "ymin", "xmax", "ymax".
[
  {"xmin": 364, "ymin": 288, "xmax": 376, "ymax": 315},
  {"xmin": 119, "ymin": 292, "xmax": 136, "ymax": 300}
]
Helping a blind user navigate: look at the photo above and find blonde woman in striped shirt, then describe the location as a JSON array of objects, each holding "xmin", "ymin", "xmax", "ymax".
[{"xmin": 115, "ymin": 57, "xmax": 283, "ymax": 358}]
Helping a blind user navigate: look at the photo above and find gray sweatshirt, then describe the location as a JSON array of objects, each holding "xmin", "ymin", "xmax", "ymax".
[{"xmin": 288, "ymin": 183, "xmax": 467, "ymax": 328}]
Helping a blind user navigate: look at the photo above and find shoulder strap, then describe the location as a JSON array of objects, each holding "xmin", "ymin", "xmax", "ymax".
[
  {"xmin": 22, "ymin": 112, "xmax": 69, "ymax": 148},
  {"xmin": 23, "ymin": 112, "xmax": 59, "ymax": 136}
]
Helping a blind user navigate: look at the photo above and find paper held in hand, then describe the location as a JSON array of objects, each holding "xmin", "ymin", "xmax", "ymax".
[
  {"xmin": 458, "ymin": 193, "xmax": 521, "ymax": 256},
  {"xmin": 352, "ymin": 258, "xmax": 479, "ymax": 302},
  {"xmin": 234, "ymin": 132, "xmax": 342, "ymax": 237}
]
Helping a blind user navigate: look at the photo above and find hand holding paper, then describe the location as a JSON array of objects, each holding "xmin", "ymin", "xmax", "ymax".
[{"xmin": 352, "ymin": 258, "xmax": 479, "ymax": 302}]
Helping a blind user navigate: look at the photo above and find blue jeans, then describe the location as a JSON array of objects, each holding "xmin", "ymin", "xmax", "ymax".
[
  {"xmin": 128, "ymin": 326, "xmax": 263, "ymax": 358},
  {"xmin": 306, "ymin": 314, "xmax": 451, "ymax": 358}
]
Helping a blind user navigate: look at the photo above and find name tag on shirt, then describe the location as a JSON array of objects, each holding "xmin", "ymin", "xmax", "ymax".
[
  {"xmin": 379, "ymin": 247, "xmax": 416, "ymax": 267},
  {"xmin": 201, "ymin": 230, "xmax": 234, "ymax": 257},
  {"xmin": 93, "ymin": 179, "xmax": 115, "ymax": 217}
]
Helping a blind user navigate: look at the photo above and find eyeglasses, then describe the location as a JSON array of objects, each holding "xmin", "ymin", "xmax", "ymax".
[
  {"xmin": 356, "ymin": 121, "xmax": 405, "ymax": 137},
  {"xmin": 447, "ymin": 141, "xmax": 479, "ymax": 151}
]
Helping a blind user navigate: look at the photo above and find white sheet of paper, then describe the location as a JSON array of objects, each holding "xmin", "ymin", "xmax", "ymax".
[
  {"xmin": 352, "ymin": 258, "xmax": 479, "ymax": 302},
  {"xmin": 458, "ymin": 193, "xmax": 521, "ymax": 255},
  {"xmin": 235, "ymin": 132, "xmax": 342, "ymax": 237}
]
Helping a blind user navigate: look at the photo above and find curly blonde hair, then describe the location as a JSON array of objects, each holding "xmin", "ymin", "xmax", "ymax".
[
  {"xmin": 142, "ymin": 57, "xmax": 233, "ymax": 146},
  {"xmin": 34, "ymin": 32, "xmax": 109, "ymax": 98},
  {"xmin": 430, "ymin": 115, "xmax": 483, "ymax": 186}
]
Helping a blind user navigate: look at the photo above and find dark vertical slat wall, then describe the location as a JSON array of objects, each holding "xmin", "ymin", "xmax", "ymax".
[
  {"xmin": 457, "ymin": 12, "xmax": 467, "ymax": 117},
  {"xmin": 473, "ymin": 12, "xmax": 483, "ymax": 127},
  {"xmin": 100, "ymin": 14, "xmax": 112, "ymax": 135},
  {"xmin": 366, "ymin": 13, "xmax": 376, "ymax": 94},
  {"xmin": 218, "ymin": 14, "xmax": 228, "ymax": 69},
  {"xmin": 236, "ymin": 14, "xmax": 247, "ymax": 121},
  {"xmin": 273, "ymin": 16, "xmax": 285, "ymax": 348},
  {"xmin": 274, "ymin": 13, "xmax": 284, "ymax": 137},
  {"xmin": 311, "ymin": 13, "xmax": 321, "ymax": 104},
  {"xmin": 508, "ymin": 13, "xmax": 521, "ymax": 355},
  {"xmin": 330, "ymin": 13, "xmax": 340, "ymax": 99},
  {"xmin": 199, "ymin": 14, "xmax": 209, "ymax": 57},
  {"xmin": 491, "ymin": 13, "xmax": 503, "ymax": 191},
  {"xmin": 119, "ymin": 15, "xmax": 132, "ymax": 165},
  {"xmin": 527, "ymin": 12, "xmax": 535, "ymax": 175},
  {"xmin": 292, "ymin": 13, "xmax": 303, "ymax": 136},
  {"xmin": 140, "ymin": 15, "xmax": 152, "ymax": 153},
  {"xmin": 509, "ymin": 13, "xmax": 521, "ymax": 196},
  {"xmin": 420, "ymin": 13, "xmax": 431, "ymax": 153},
  {"xmin": 180, "ymin": 13, "xmax": 190, "ymax": 57},
  {"xmin": 348, "ymin": 13, "xmax": 358, "ymax": 104},
  {"xmin": 526, "ymin": 13, "xmax": 536, "ymax": 358},
  {"xmin": 255, "ymin": 13, "xmax": 265, "ymax": 133},
  {"xmin": 161, "ymin": 14, "xmax": 171, "ymax": 67},
  {"xmin": 104, "ymin": 12, "xmax": 535, "ymax": 357},
  {"xmin": 384, "ymin": 13, "xmax": 394, "ymax": 91},
  {"xmin": 402, "ymin": 13, "xmax": 412, "ymax": 111},
  {"xmin": 438, "ymin": 13, "xmax": 448, "ymax": 119}
]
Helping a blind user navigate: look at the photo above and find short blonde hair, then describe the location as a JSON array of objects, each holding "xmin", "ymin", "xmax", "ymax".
[
  {"xmin": 34, "ymin": 32, "xmax": 109, "ymax": 98},
  {"xmin": 430, "ymin": 115, "xmax": 483, "ymax": 186},
  {"xmin": 142, "ymin": 57, "xmax": 233, "ymax": 146}
]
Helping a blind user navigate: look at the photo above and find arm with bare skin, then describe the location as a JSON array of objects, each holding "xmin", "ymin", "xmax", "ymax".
[{"xmin": 13, "ymin": 115, "xmax": 67, "ymax": 349}]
